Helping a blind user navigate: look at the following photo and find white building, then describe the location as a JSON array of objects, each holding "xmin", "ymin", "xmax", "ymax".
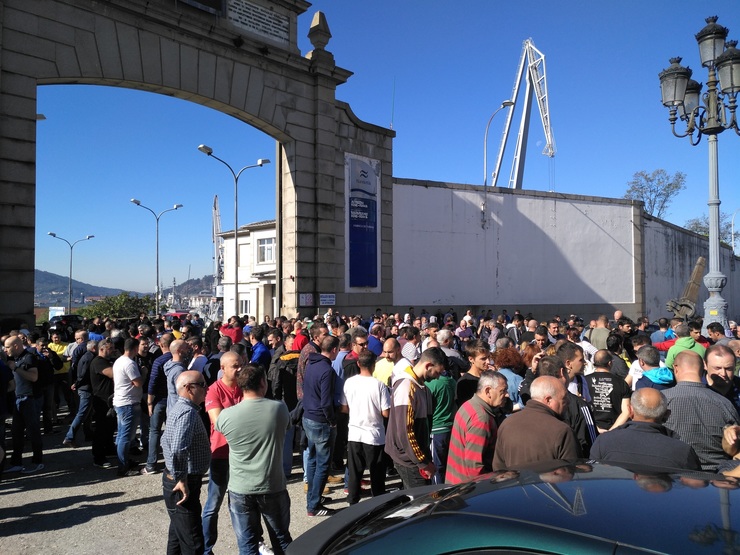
[{"xmin": 220, "ymin": 219, "xmax": 277, "ymax": 321}]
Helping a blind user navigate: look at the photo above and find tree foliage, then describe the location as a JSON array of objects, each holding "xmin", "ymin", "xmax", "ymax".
[
  {"xmin": 624, "ymin": 169, "xmax": 686, "ymax": 219},
  {"xmin": 77, "ymin": 292, "xmax": 157, "ymax": 319},
  {"xmin": 685, "ymin": 211, "xmax": 736, "ymax": 246}
]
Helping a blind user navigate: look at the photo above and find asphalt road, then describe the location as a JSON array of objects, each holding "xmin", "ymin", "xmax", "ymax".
[{"xmin": 0, "ymin": 423, "xmax": 400, "ymax": 554}]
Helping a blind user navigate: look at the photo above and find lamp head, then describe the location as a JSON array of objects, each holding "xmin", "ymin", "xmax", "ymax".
[
  {"xmin": 257, "ymin": 158, "xmax": 271, "ymax": 166},
  {"xmin": 174, "ymin": 204, "xmax": 184, "ymax": 209},
  {"xmin": 501, "ymin": 100, "xmax": 515, "ymax": 108},
  {"xmin": 48, "ymin": 232, "xmax": 56, "ymax": 237},
  {"xmin": 86, "ymin": 235, "xmax": 94, "ymax": 240},
  {"xmin": 198, "ymin": 144, "xmax": 213, "ymax": 155},
  {"xmin": 131, "ymin": 198, "xmax": 141, "ymax": 205}
]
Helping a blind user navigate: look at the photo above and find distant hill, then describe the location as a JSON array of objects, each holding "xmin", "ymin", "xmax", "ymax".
[
  {"xmin": 161, "ymin": 275, "xmax": 214, "ymax": 299},
  {"xmin": 35, "ymin": 269, "xmax": 140, "ymax": 306}
]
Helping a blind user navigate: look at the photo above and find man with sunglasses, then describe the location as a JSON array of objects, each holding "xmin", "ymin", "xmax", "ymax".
[{"xmin": 161, "ymin": 370, "xmax": 211, "ymax": 554}]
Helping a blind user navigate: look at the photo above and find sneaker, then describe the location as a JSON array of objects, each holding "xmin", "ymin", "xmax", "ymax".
[
  {"xmin": 258, "ymin": 542, "xmax": 274, "ymax": 555},
  {"xmin": 320, "ymin": 496, "xmax": 331, "ymax": 504},
  {"xmin": 307, "ymin": 506, "xmax": 336, "ymax": 517},
  {"xmin": 21, "ymin": 463, "xmax": 44, "ymax": 474},
  {"xmin": 6, "ymin": 465, "xmax": 24, "ymax": 473},
  {"xmin": 117, "ymin": 469, "xmax": 140, "ymax": 478},
  {"xmin": 62, "ymin": 438, "xmax": 78, "ymax": 449},
  {"xmin": 326, "ymin": 475, "xmax": 343, "ymax": 484},
  {"xmin": 140, "ymin": 467, "xmax": 158, "ymax": 476},
  {"xmin": 93, "ymin": 460, "xmax": 113, "ymax": 469}
]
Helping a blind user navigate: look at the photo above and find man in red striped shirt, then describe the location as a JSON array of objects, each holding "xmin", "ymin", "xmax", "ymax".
[{"xmin": 445, "ymin": 371, "xmax": 509, "ymax": 484}]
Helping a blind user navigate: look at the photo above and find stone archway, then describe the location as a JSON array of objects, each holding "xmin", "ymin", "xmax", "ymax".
[{"xmin": 0, "ymin": 0, "xmax": 394, "ymax": 328}]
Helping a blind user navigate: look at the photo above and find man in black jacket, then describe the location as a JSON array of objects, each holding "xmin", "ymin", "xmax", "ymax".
[{"xmin": 63, "ymin": 340, "xmax": 97, "ymax": 447}]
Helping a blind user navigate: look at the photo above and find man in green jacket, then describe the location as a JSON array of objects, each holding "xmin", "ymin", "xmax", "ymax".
[{"xmin": 666, "ymin": 323, "xmax": 706, "ymax": 370}]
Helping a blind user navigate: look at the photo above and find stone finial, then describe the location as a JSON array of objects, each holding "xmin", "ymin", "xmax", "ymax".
[{"xmin": 308, "ymin": 11, "xmax": 331, "ymax": 50}]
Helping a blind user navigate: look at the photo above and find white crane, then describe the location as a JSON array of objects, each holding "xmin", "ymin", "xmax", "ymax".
[{"xmin": 491, "ymin": 38, "xmax": 556, "ymax": 190}]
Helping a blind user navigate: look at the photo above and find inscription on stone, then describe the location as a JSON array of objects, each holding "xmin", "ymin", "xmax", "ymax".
[{"xmin": 227, "ymin": 0, "xmax": 289, "ymax": 45}]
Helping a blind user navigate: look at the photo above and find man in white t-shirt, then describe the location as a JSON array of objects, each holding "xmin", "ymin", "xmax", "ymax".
[
  {"xmin": 113, "ymin": 337, "xmax": 143, "ymax": 476},
  {"xmin": 341, "ymin": 350, "xmax": 390, "ymax": 504}
]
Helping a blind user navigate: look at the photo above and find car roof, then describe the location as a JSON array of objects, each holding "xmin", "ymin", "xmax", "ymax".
[{"xmin": 292, "ymin": 462, "xmax": 740, "ymax": 555}]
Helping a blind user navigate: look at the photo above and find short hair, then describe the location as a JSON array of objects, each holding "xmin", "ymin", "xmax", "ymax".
[
  {"xmin": 404, "ymin": 326, "xmax": 420, "ymax": 341},
  {"xmin": 250, "ymin": 326, "xmax": 265, "ymax": 343},
  {"xmin": 310, "ymin": 323, "xmax": 329, "ymax": 340},
  {"xmin": 538, "ymin": 356, "xmax": 566, "ymax": 379},
  {"xmin": 534, "ymin": 325, "xmax": 549, "ymax": 337},
  {"xmin": 230, "ymin": 343, "xmax": 247, "ymax": 358},
  {"xmin": 124, "ymin": 337, "xmax": 140, "ymax": 352},
  {"xmin": 530, "ymin": 376, "xmax": 563, "ymax": 402},
  {"xmin": 357, "ymin": 350, "xmax": 377, "ymax": 371},
  {"xmin": 606, "ymin": 333, "xmax": 623, "ymax": 352},
  {"xmin": 236, "ymin": 364, "xmax": 265, "ymax": 392},
  {"xmin": 426, "ymin": 322, "xmax": 440, "ymax": 332},
  {"xmin": 320, "ymin": 335, "xmax": 339, "ymax": 353},
  {"xmin": 597, "ymin": 315, "xmax": 609, "ymax": 325},
  {"xmin": 636, "ymin": 345, "xmax": 660, "ymax": 367},
  {"xmin": 495, "ymin": 337, "xmax": 513, "ymax": 350},
  {"xmin": 477, "ymin": 370, "xmax": 507, "ymax": 393},
  {"xmin": 186, "ymin": 336, "xmax": 203, "ymax": 350},
  {"xmin": 674, "ymin": 323, "xmax": 690, "ymax": 338},
  {"xmin": 160, "ymin": 333, "xmax": 174, "ymax": 349},
  {"xmin": 688, "ymin": 320, "xmax": 702, "ymax": 332},
  {"xmin": 217, "ymin": 336, "xmax": 233, "ymax": 351},
  {"xmin": 707, "ymin": 322, "xmax": 725, "ymax": 335},
  {"xmin": 556, "ymin": 342, "xmax": 582, "ymax": 364},
  {"xmin": 418, "ymin": 346, "xmax": 448, "ymax": 368},
  {"xmin": 630, "ymin": 334, "xmax": 651, "ymax": 348},
  {"xmin": 658, "ymin": 318, "xmax": 669, "ymax": 329},
  {"xmin": 351, "ymin": 328, "xmax": 369, "ymax": 342},
  {"xmin": 466, "ymin": 339, "xmax": 490, "ymax": 359},
  {"xmin": 338, "ymin": 333, "xmax": 352, "ymax": 350},
  {"xmin": 436, "ymin": 328, "xmax": 453, "ymax": 345},
  {"xmin": 631, "ymin": 389, "xmax": 668, "ymax": 421},
  {"xmin": 706, "ymin": 343, "xmax": 735, "ymax": 362}
]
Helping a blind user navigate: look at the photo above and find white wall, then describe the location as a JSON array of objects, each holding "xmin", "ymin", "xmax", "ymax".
[
  {"xmin": 643, "ymin": 216, "xmax": 740, "ymax": 322},
  {"xmin": 393, "ymin": 179, "xmax": 638, "ymax": 308}
]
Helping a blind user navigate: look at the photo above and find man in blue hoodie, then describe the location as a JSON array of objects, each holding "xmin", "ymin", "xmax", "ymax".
[
  {"xmin": 302, "ymin": 335, "xmax": 341, "ymax": 517},
  {"xmin": 635, "ymin": 346, "xmax": 675, "ymax": 391}
]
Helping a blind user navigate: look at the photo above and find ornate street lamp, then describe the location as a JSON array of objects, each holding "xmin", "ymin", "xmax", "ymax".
[
  {"xmin": 130, "ymin": 199, "xmax": 183, "ymax": 316},
  {"xmin": 198, "ymin": 145, "xmax": 270, "ymax": 318},
  {"xmin": 659, "ymin": 16, "xmax": 740, "ymax": 333},
  {"xmin": 47, "ymin": 232, "xmax": 94, "ymax": 314}
]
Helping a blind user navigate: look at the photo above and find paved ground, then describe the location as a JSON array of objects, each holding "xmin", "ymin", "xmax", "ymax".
[{"xmin": 0, "ymin": 423, "xmax": 400, "ymax": 554}]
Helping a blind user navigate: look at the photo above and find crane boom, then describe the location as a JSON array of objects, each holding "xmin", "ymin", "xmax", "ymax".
[{"xmin": 491, "ymin": 38, "xmax": 556, "ymax": 190}]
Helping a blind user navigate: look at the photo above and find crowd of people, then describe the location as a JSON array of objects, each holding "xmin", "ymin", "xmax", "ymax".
[{"xmin": 2, "ymin": 307, "xmax": 740, "ymax": 554}]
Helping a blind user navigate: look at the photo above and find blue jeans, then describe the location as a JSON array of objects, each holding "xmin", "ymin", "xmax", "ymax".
[
  {"xmin": 228, "ymin": 489, "xmax": 292, "ymax": 555},
  {"xmin": 147, "ymin": 399, "xmax": 167, "ymax": 470},
  {"xmin": 202, "ymin": 458, "xmax": 229, "ymax": 555},
  {"xmin": 115, "ymin": 403, "xmax": 141, "ymax": 472},
  {"xmin": 430, "ymin": 432, "xmax": 451, "ymax": 485},
  {"xmin": 302, "ymin": 417, "xmax": 335, "ymax": 513},
  {"xmin": 66, "ymin": 389, "xmax": 92, "ymax": 442}
]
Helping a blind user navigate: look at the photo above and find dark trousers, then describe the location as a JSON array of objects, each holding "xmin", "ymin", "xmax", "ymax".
[
  {"xmin": 11, "ymin": 397, "xmax": 43, "ymax": 465},
  {"xmin": 347, "ymin": 441, "xmax": 385, "ymax": 504},
  {"xmin": 395, "ymin": 462, "xmax": 430, "ymax": 490},
  {"xmin": 163, "ymin": 472, "xmax": 205, "ymax": 555},
  {"xmin": 332, "ymin": 411, "xmax": 349, "ymax": 470},
  {"xmin": 91, "ymin": 396, "xmax": 115, "ymax": 464}
]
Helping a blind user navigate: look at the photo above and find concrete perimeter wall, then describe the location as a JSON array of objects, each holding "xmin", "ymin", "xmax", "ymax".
[{"xmin": 392, "ymin": 179, "xmax": 643, "ymax": 322}]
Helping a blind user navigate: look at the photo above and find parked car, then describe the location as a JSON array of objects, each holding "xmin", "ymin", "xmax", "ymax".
[
  {"xmin": 288, "ymin": 461, "xmax": 740, "ymax": 555},
  {"xmin": 48, "ymin": 314, "xmax": 85, "ymax": 341}
]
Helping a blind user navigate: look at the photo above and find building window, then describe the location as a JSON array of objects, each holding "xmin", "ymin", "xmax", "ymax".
[
  {"xmin": 240, "ymin": 299, "xmax": 250, "ymax": 316},
  {"xmin": 258, "ymin": 237, "xmax": 275, "ymax": 263}
]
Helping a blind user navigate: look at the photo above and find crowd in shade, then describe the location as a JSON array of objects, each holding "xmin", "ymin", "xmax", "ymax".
[{"xmin": 2, "ymin": 307, "xmax": 740, "ymax": 554}]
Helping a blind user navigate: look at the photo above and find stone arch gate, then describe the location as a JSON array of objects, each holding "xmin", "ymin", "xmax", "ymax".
[{"xmin": 0, "ymin": 0, "xmax": 395, "ymax": 328}]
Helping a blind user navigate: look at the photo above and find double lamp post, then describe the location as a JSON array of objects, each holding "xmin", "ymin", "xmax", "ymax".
[{"xmin": 659, "ymin": 15, "xmax": 740, "ymax": 332}]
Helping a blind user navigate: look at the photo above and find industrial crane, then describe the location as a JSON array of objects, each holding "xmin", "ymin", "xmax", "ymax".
[{"xmin": 491, "ymin": 38, "xmax": 556, "ymax": 190}]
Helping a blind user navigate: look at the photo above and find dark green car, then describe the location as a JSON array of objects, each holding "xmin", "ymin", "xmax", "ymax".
[{"xmin": 288, "ymin": 461, "xmax": 740, "ymax": 554}]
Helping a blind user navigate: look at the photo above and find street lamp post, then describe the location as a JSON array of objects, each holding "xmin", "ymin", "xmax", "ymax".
[
  {"xmin": 47, "ymin": 232, "xmax": 94, "ymax": 314},
  {"xmin": 198, "ymin": 144, "xmax": 270, "ymax": 318},
  {"xmin": 732, "ymin": 208, "xmax": 740, "ymax": 257},
  {"xmin": 659, "ymin": 16, "xmax": 740, "ymax": 333},
  {"xmin": 481, "ymin": 100, "xmax": 515, "ymax": 228},
  {"xmin": 130, "ymin": 199, "xmax": 183, "ymax": 316}
]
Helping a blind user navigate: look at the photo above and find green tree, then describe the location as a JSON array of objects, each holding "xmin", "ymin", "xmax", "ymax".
[
  {"xmin": 624, "ymin": 169, "xmax": 686, "ymax": 219},
  {"xmin": 685, "ymin": 211, "xmax": 736, "ymax": 246},
  {"xmin": 77, "ymin": 292, "xmax": 157, "ymax": 319}
]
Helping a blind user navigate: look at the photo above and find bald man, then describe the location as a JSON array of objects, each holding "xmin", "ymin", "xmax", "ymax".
[
  {"xmin": 161, "ymin": 370, "xmax": 211, "ymax": 554},
  {"xmin": 664, "ymin": 350, "xmax": 739, "ymax": 471},
  {"xmin": 493, "ymin": 376, "xmax": 578, "ymax": 470},
  {"xmin": 590, "ymin": 388, "xmax": 700, "ymax": 470},
  {"xmin": 165, "ymin": 339, "xmax": 193, "ymax": 414},
  {"xmin": 202, "ymin": 352, "xmax": 243, "ymax": 555}
]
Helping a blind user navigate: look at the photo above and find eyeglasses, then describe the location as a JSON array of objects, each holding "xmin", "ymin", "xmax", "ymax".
[{"xmin": 355, "ymin": 341, "xmax": 369, "ymax": 348}]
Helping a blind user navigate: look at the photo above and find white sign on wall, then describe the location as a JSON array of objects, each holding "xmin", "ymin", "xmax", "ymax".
[{"xmin": 227, "ymin": 1, "xmax": 290, "ymax": 45}]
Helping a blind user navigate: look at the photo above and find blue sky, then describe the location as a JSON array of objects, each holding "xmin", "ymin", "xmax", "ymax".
[{"xmin": 36, "ymin": 1, "xmax": 740, "ymax": 293}]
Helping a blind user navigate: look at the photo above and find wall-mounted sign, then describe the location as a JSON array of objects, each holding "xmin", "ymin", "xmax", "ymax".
[
  {"xmin": 319, "ymin": 294, "xmax": 335, "ymax": 306},
  {"xmin": 345, "ymin": 154, "xmax": 381, "ymax": 290},
  {"xmin": 299, "ymin": 293, "xmax": 314, "ymax": 307},
  {"xmin": 227, "ymin": 0, "xmax": 290, "ymax": 45}
]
